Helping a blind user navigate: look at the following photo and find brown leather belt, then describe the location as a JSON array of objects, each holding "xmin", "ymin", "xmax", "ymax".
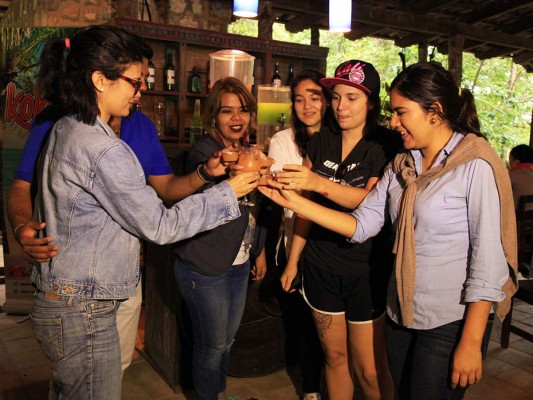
[{"xmin": 44, "ymin": 292, "xmax": 61, "ymax": 301}]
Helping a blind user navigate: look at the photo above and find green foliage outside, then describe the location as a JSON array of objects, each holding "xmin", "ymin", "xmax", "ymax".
[{"xmin": 229, "ymin": 20, "xmax": 533, "ymax": 157}]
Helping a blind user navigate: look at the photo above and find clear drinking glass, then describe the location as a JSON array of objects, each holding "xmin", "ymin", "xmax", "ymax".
[
  {"xmin": 153, "ymin": 102, "xmax": 165, "ymax": 136},
  {"xmin": 236, "ymin": 147, "xmax": 261, "ymax": 206}
]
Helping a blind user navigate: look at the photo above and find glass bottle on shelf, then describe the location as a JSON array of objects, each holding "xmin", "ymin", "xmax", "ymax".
[
  {"xmin": 164, "ymin": 53, "xmax": 175, "ymax": 91},
  {"xmin": 190, "ymin": 99, "xmax": 203, "ymax": 145},
  {"xmin": 271, "ymin": 62, "xmax": 282, "ymax": 87},
  {"xmin": 189, "ymin": 66, "xmax": 202, "ymax": 93},
  {"xmin": 147, "ymin": 58, "xmax": 155, "ymax": 90},
  {"xmin": 286, "ymin": 64, "xmax": 294, "ymax": 86}
]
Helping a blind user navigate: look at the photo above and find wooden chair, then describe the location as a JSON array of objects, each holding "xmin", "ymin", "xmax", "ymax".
[{"xmin": 500, "ymin": 195, "xmax": 533, "ymax": 348}]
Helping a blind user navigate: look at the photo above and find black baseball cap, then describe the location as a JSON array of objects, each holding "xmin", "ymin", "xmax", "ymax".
[{"xmin": 320, "ymin": 60, "xmax": 380, "ymax": 96}]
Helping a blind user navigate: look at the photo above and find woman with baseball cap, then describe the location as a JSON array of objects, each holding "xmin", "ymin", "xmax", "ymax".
[{"xmin": 274, "ymin": 59, "xmax": 399, "ymax": 400}]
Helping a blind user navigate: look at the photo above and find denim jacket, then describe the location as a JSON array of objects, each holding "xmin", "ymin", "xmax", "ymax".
[{"xmin": 32, "ymin": 116, "xmax": 240, "ymax": 299}]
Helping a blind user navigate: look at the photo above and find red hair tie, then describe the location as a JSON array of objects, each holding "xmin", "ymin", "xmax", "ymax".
[{"xmin": 65, "ymin": 38, "xmax": 70, "ymax": 49}]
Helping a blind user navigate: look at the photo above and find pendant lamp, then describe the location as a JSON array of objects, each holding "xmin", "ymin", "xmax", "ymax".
[
  {"xmin": 233, "ymin": 0, "xmax": 259, "ymax": 18},
  {"xmin": 329, "ymin": 0, "xmax": 352, "ymax": 32}
]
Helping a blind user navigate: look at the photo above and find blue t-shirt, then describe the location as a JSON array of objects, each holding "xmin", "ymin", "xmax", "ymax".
[{"xmin": 14, "ymin": 108, "xmax": 172, "ymax": 183}]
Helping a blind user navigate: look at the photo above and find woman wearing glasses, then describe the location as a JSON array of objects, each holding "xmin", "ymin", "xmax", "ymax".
[
  {"xmin": 275, "ymin": 60, "xmax": 398, "ymax": 400},
  {"xmin": 30, "ymin": 25, "xmax": 258, "ymax": 399}
]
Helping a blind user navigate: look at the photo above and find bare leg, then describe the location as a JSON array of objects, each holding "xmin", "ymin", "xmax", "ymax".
[
  {"xmin": 313, "ymin": 310, "xmax": 353, "ymax": 400},
  {"xmin": 348, "ymin": 314, "xmax": 395, "ymax": 400}
]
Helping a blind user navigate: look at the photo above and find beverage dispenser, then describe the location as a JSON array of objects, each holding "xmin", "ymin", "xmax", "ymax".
[
  {"xmin": 256, "ymin": 84, "xmax": 291, "ymax": 147},
  {"xmin": 209, "ymin": 49, "xmax": 255, "ymax": 91}
]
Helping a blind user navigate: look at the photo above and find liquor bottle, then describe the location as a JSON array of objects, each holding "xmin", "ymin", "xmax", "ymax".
[
  {"xmin": 188, "ymin": 66, "xmax": 202, "ymax": 93},
  {"xmin": 190, "ymin": 99, "xmax": 202, "ymax": 145},
  {"xmin": 271, "ymin": 62, "xmax": 282, "ymax": 87},
  {"xmin": 147, "ymin": 58, "xmax": 155, "ymax": 90},
  {"xmin": 164, "ymin": 53, "xmax": 175, "ymax": 91},
  {"xmin": 286, "ymin": 64, "xmax": 294, "ymax": 86}
]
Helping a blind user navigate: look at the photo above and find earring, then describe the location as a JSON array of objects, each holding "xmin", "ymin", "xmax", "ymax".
[{"xmin": 430, "ymin": 118, "xmax": 436, "ymax": 125}]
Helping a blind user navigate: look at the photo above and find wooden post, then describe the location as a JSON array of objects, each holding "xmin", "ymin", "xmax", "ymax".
[
  {"xmin": 530, "ymin": 105, "xmax": 533, "ymax": 147},
  {"xmin": 258, "ymin": 0, "xmax": 274, "ymax": 41},
  {"xmin": 418, "ymin": 39, "xmax": 428, "ymax": 62},
  {"xmin": 448, "ymin": 34, "xmax": 464, "ymax": 85},
  {"xmin": 311, "ymin": 26, "xmax": 320, "ymax": 46}
]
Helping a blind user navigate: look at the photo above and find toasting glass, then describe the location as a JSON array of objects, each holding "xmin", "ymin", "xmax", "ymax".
[{"xmin": 236, "ymin": 147, "xmax": 261, "ymax": 206}]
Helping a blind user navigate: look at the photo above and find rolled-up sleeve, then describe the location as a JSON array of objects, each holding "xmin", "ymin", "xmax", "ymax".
[
  {"xmin": 464, "ymin": 159, "xmax": 508, "ymax": 303},
  {"xmin": 350, "ymin": 169, "xmax": 392, "ymax": 243}
]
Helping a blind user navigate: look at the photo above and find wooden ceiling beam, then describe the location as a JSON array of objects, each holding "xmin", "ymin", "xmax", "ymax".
[
  {"xmin": 513, "ymin": 51, "xmax": 533, "ymax": 64},
  {"xmin": 460, "ymin": 0, "xmax": 532, "ymax": 24},
  {"xmin": 285, "ymin": 14, "xmax": 323, "ymax": 33},
  {"xmin": 349, "ymin": 6, "xmax": 533, "ymax": 52},
  {"xmin": 500, "ymin": 15, "xmax": 533, "ymax": 35},
  {"xmin": 476, "ymin": 45, "xmax": 519, "ymax": 60},
  {"xmin": 344, "ymin": 24, "xmax": 383, "ymax": 41},
  {"xmin": 269, "ymin": 0, "xmax": 327, "ymax": 16},
  {"xmin": 408, "ymin": 0, "xmax": 461, "ymax": 14},
  {"xmin": 394, "ymin": 33, "xmax": 434, "ymax": 48}
]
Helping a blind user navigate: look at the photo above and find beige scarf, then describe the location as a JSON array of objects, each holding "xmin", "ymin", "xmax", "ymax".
[{"xmin": 392, "ymin": 133, "xmax": 518, "ymax": 326}]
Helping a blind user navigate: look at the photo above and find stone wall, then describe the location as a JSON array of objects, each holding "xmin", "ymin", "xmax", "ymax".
[{"xmin": 0, "ymin": 0, "xmax": 232, "ymax": 31}]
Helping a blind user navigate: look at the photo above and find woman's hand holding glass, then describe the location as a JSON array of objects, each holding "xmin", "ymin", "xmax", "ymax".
[
  {"xmin": 227, "ymin": 170, "xmax": 259, "ymax": 199},
  {"xmin": 257, "ymin": 176, "xmax": 302, "ymax": 211},
  {"xmin": 205, "ymin": 143, "xmax": 243, "ymax": 178},
  {"xmin": 235, "ymin": 147, "xmax": 262, "ymax": 206},
  {"xmin": 273, "ymin": 164, "xmax": 319, "ymax": 191}
]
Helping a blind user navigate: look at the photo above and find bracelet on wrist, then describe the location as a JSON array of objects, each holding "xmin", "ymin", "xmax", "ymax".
[
  {"xmin": 13, "ymin": 223, "xmax": 25, "ymax": 238},
  {"xmin": 196, "ymin": 163, "xmax": 216, "ymax": 184}
]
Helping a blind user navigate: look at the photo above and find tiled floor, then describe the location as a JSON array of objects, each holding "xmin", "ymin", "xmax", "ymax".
[{"xmin": 0, "ymin": 290, "xmax": 532, "ymax": 400}]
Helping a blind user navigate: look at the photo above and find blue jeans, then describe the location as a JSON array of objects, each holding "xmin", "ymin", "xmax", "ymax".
[
  {"xmin": 386, "ymin": 316, "xmax": 492, "ymax": 400},
  {"xmin": 174, "ymin": 259, "xmax": 250, "ymax": 400},
  {"xmin": 31, "ymin": 291, "xmax": 122, "ymax": 399}
]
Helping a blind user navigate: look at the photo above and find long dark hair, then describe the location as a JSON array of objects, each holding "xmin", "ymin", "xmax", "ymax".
[
  {"xmin": 35, "ymin": 25, "xmax": 143, "ymax": 125},
  {"xmin": 290, "ymin": 69, "xmax": 333, "ymax": 158},
  {"xmin": 389, "ymin": 61, "xmax": 482, "ymax": 137},
  {"xmin": 204, "ymin": 77, "xmax": 257, "ymax": 143}
]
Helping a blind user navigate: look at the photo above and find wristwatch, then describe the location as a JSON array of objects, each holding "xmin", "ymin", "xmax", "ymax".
[{"xmin": 196, "ymin": 163, "xmax": 216, "ymax": 183}]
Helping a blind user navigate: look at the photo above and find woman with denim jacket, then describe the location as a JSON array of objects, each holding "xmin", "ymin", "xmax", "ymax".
[
  {"xmin": 173, "ymin": 77, "xmax": 267, "ymax": 400},
  {"xmin": 30, "ymin": 26, "xmax": 258, "ymax": 400}
]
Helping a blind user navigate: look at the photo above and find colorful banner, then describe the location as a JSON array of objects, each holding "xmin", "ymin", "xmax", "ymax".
[{"xmin": 1, "ymin": 28, "xmax": 73, "ymax": 314}]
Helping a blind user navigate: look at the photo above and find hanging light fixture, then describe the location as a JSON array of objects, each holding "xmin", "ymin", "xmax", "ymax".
[
  {"xmin": 329, "ymin": 0, "xmax": 352, "ymax": 32},
  {"xmin": 233, "ymin": 0, "xmax": 259, "ymax": 18}
]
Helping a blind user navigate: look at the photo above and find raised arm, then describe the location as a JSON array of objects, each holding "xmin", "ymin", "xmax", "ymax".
[
  {"xmin": 258, "ymin": 181, "xmax": 358, "ymax": 239},
  {"xmin": 274, "ymin": 156, "xmax": 377, "ymax": 209},
  {"xmin": 148, "ymin": 148, "xmax": 231, "ymax": 204}
]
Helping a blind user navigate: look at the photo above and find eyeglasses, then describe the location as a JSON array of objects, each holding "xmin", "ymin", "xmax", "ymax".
[
  {"xmin": 119, "ymin": 75, "xmax": 143, "ymax": 96},
  {"xmin": 334, "ymin": 163, "xmax": 348, "ymax": 181}
]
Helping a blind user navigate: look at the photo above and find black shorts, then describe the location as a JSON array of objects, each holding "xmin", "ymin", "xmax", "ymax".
[{"xmin": 301, "ymin": 261, "xmax": 387, "ymax": 323}]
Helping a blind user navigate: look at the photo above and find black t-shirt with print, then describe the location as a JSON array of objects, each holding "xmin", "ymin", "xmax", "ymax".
[{"xmin": 302, "ymin": 126, "xmax": 392, "ymax": 278}]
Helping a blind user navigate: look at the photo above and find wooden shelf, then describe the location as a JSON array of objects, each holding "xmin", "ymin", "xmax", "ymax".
[{"xmin": 116, "ymin": 18, "xmax": 328, "ymax": 145}]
